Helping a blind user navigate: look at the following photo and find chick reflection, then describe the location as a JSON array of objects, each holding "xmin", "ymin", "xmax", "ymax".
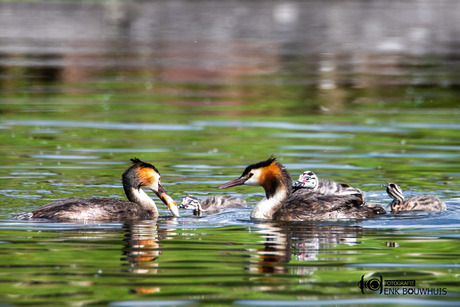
[{"xmin": 250, "ymin": 222, "xmax": 363, "ymax": 274}]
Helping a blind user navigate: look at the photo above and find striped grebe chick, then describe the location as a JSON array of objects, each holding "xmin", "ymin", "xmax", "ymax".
[
  {"xmin": 293, "ymin": 171, "xmax": 318, "ymax": 189},
  {"xmin": 219, "ymin": 157, "xmax": 385, "ymax": 221},
  {"xmin": 386, "ymin": 182, "xmax": 446, "ymax": 214},
  {"xmin": 180, "ymin": 195, "xmax": 247, "ymax": 216},
  {"xmin": 293, "ymin": 170, "xmax": 365, "ymax": 200},
  {"xmin": 15, "ymin": 158, "xmax": 180, "ymax": 221}
]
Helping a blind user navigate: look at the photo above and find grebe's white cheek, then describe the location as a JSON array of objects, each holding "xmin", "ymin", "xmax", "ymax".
[
  {"xmin": 244, "ymin": 177, "xmax": 259, "ymax": 186},
  {"xmin": 147, "ymin": 180, "xmax": 160, "ymax": 193},
  {"xmin": 244, "ymin": 169, "xmax": 262, "ymax": 186}
]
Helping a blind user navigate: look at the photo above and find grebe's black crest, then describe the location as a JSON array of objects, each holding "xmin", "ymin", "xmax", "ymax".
[
  {"xmin": 130, "ymin": 158, "xmax": 159, "ymax": 174},
  {"xmin": 245, "ymin": 156, "xmax": 290, "ymax": 199},
  {"xmin": 241, "ymin": 156, "xmax": 277, "ymax": 177},
  {"xmin": 123, "ymin": 158, "xmax": 160, "ymax": 190}
]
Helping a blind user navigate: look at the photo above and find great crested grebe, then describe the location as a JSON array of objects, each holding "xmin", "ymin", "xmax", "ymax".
[
  {"xmin": 219, "ymin": 157, "xmax": 385, "ymax": 221},
  {"xmin": 15, "ymin": 158, "xmax": 180, "ymax": 221},
  {"xmin": 180, "ymin": 195, "xmax": 247, "ymax": 216},
  {"xmin": 293, "ymin": 170, "xmax": 365, "ymax": 200},
  {"xmin": 386, "ymin": 182, "xmax": 447, "ymax": 214}
]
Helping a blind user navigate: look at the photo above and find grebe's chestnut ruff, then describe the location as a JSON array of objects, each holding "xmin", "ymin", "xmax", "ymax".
[
  {"xmin": 386, "ymin": 182, "xmax": 446, "ymax": 214},
  {"xmin": 219, "ymin": 157, "xmax": 385, "ymax": 221},
  {"xmin": 15, "ymin": 158, "xmax": 180, "ymax": 221},
  {"xmin": 180, "ymin": 195, "xmax": 247, "ymax": 216}
]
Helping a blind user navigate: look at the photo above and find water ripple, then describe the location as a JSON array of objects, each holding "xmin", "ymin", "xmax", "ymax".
[
  {"xmin": 348, "ymin": 263, "xmax": 460, "ymax": 268},
  {"xmin": 193, "ymin": 120, "xmax": 407, "ymax": 133},
  {"xmin": 110, "ymin": 300, "xmax": 197, "ymax": 307},
  {"xmin": 394, "ymin": 122, "xmax": 460, "ymax": 130},
  {"xmin": 279, "ymin": 145, "xmax": 351, "ymax": 151},
  {"xmin": 272, "ymin": 132, "xmax": 353, "ymax": 139},
  {"xmin": 71, "ymin": 148, "xmax": 167, "ymax": 153},
  {"xmin": 30, "ymin": 154, "xmax": 100, "ymax": 160},
  {"xmin": 3, "ymin": 120, "xmax": 201, "ymax": 131},
  {"xmin": 284, "ymin": 163, "xmax": 371, "ymax": 170},
  {"xmin": 283, "ymin": 152, "xmax": 460, "ymax": 159}
]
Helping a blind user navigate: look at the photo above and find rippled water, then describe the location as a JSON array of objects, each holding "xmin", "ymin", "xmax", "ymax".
[{"xmin": 1, "ymin": 0, "xmax": 460, "ymax": 306}]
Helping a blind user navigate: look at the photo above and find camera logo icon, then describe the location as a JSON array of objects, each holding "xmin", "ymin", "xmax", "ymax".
[{"xmin": 358, "ymin": 275, "xmax": 383, "ymax": 294}]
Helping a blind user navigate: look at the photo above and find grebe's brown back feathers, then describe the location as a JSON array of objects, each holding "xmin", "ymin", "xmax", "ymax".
[{"xmin": 274, "ymin": 191, "xmax": 383, "ymax": 221}]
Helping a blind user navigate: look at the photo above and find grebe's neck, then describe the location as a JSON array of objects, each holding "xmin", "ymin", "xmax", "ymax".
[
  {"xmin": 250, "ymin": 189, "xmax": 289, "ymax": 219},
  {"xmin": 122, "ymin": 170, "xmax": 158, "ymax": 216},
  {"xmin": 250, "ymin": 164, "xmax": 292, "ymax": 220},
  {"xmin": 124, "ymin": 186, "xmax": 158, "ymax": 216}
]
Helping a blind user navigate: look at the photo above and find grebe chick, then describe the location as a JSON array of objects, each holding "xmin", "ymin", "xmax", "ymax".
[
  {"xmin": 293, "ymin": 171, "xmax": 318, "ymax": 189},
  {"xmin": 180, "ymin": 195, "xmax": 247, "ymax": 216},
  {"xmin": 293, "ymin": 170, "xmax": 365, "ymax": 200},
  {"xmin": 15, "ymin": 158, "xmax": 180, "ymax": 221},
  {"xmin": 386, "ymin": 182, "xmax": 446, "ymax": 214},
  {"xmin": 219, "ymin": 157, "xmax": 385, "ymax": 221}
]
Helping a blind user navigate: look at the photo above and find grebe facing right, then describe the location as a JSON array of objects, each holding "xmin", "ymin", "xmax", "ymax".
[
  {"xmin": 180, "ymin": 195, "xmax": 247, "ymax": 216},
  {"xmin": 386, "ymin": 182, "xmax": 446, "ymax": 214},
  {"xmin": 219, "ymin": 157, "xmax": 385, "ymax": 221},
  {"xmin": 15, "ymin": 158, "xmax": 180, "ymax": 221},
  {"xmin": 293, "ymin": 170, "xmax": 365, "ymax": 200}
]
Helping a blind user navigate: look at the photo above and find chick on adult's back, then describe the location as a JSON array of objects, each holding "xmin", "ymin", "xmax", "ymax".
[{"xmin": 293, "ymin": 170, "xmax": 365, "ymax": 201}]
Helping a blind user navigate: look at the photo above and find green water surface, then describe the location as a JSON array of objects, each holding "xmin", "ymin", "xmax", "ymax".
[{"xmin": 1, "ymin": 1, "xmax": 460, "ymax": 306}]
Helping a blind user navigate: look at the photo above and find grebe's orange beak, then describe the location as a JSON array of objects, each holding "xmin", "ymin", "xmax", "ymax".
[{"xmin": 155, "ymin": 185, "xmax": 180, "ymax": 217}]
